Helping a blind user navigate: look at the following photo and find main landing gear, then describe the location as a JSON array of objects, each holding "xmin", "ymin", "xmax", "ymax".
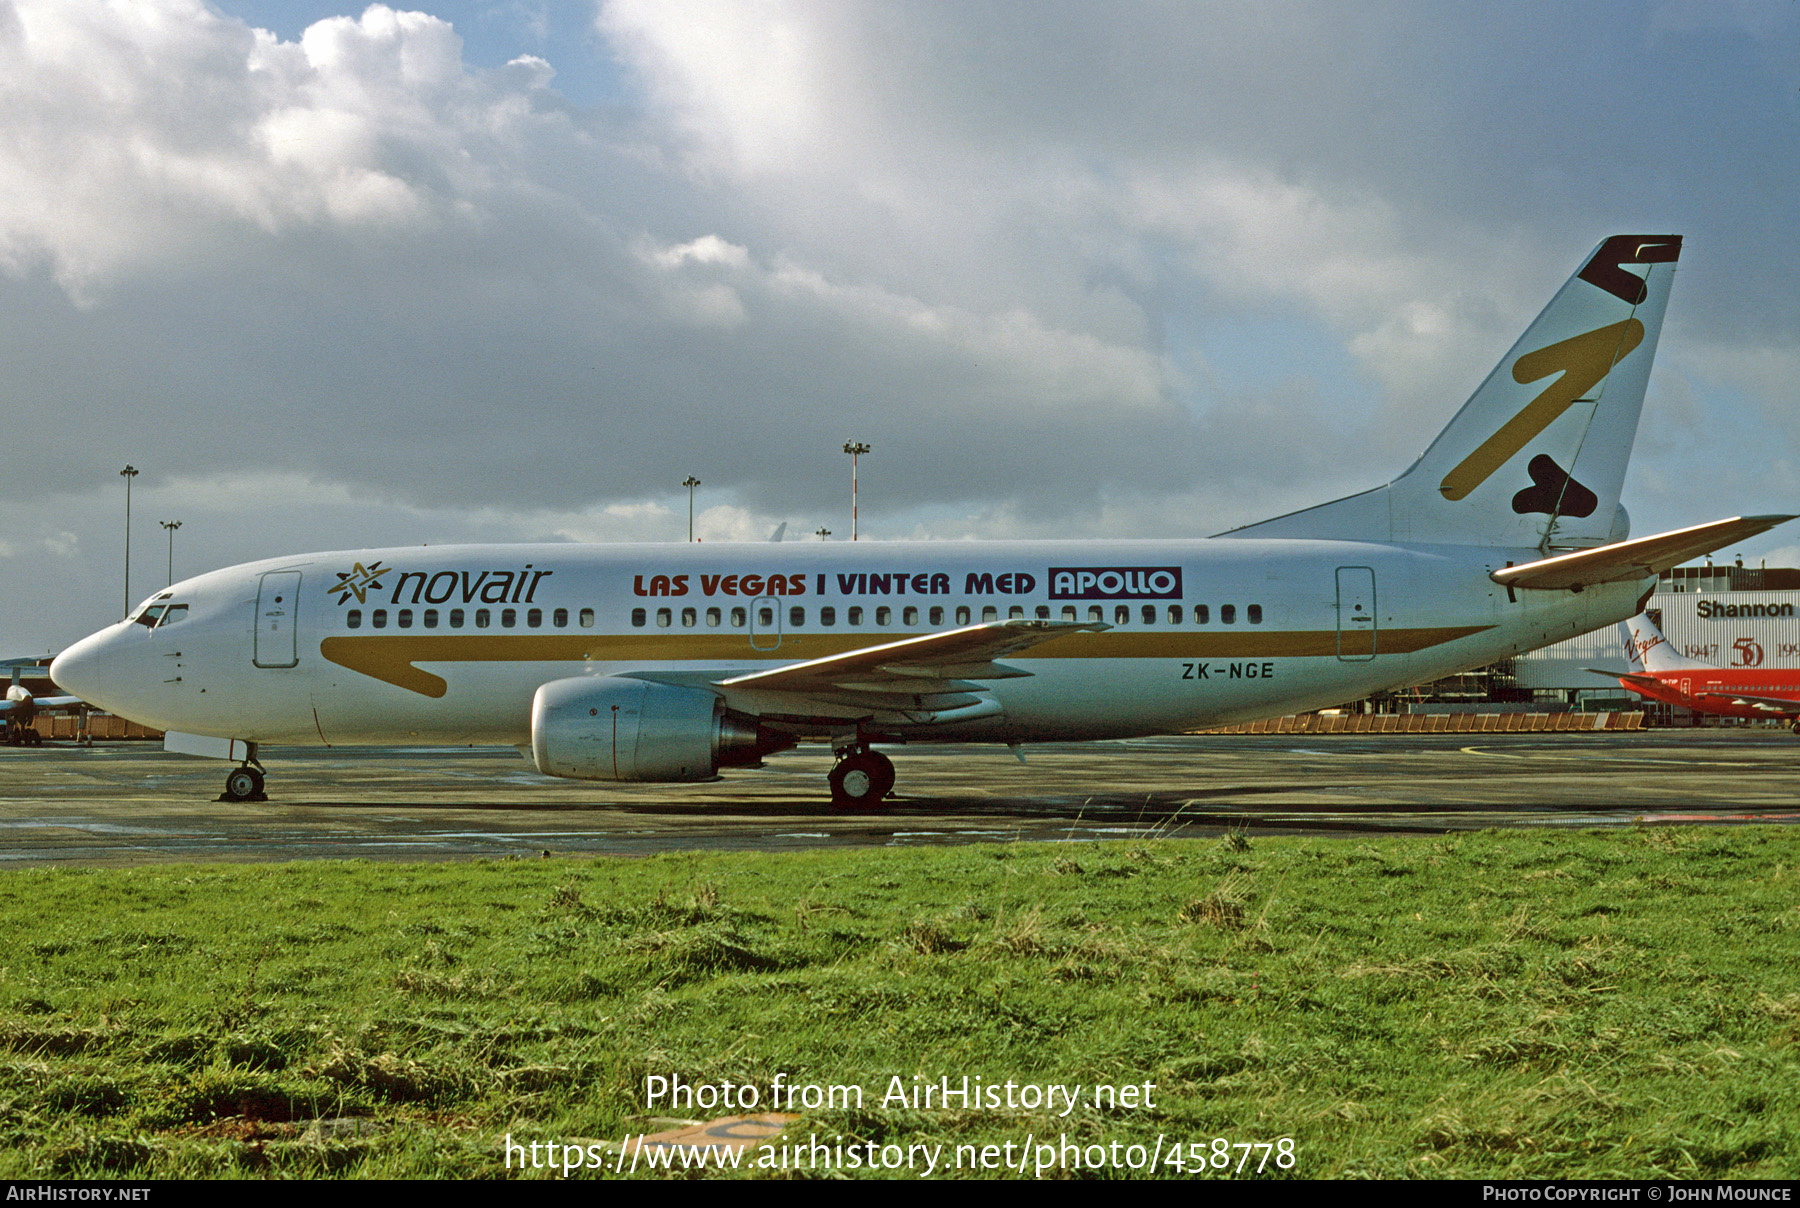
[
  {"xmin": 828, "ymin": 745, "xmax": 895, "ymax": 812},
  {"xmin": 221, "ymin": 761, "xmax": 267, "ymax": 803}
]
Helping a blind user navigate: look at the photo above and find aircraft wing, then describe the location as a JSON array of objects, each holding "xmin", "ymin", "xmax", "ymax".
[
  {"xmin": 1696, "ymin": 691, "xmax": 1800, "ymax": 715},
  {"xmin": 0, "ymin": 695, "xmax": 84, "ymax": 714},
  {"xmin": 708, "ymin": 619, "xmax": 1107, "ymax": 725},
  {"xmin": 1492, "ymin": 515, "xmax": 1797, "ymax": 592}
]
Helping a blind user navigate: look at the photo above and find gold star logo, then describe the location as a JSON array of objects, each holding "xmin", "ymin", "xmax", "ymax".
[{"xmin": 333, "ymin": 561, "xmax": 390, "ymax": 606}]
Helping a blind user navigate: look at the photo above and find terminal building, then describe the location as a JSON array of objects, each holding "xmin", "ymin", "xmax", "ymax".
[{"xmin": 1501, "ymin": 561, "xmax": 1800, "ymax": 722}]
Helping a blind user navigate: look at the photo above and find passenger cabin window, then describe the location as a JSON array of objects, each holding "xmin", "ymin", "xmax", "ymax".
[
  {"xmin": 450, "ymin": 608, "xmax": 465, "ymax": 628},
  {"xmin": 903, "ymin": 606, "xmax": 918, "ymax": 626},
  {"xmin": 656, "ymin": 608, "xmax": 672, "ymax": 628},
  {"xmin": 875, "ymin": 606, "xmax": 892, "ymax": 626},
  {"xmin": 553, "ymin": 607, "xmax": 568, "ymax": 627},
  {"xmin": 1221, "ymin": 605, "xmax": 1236, "ymax": 624},
  {"xmin": 789, "ymin": 606, "xmax": 805, "ymax": 627},
  {"xmin": 528, "ymin": 608, "xmax": 543, "ymax": 628},
  {"xmin": 423, "ymin": 608, "xmax": 438, "ymax": 628},
  {"xmin": 397, "ymin": 608, "xmax": 413, "ymax": 629},
  {"xmin": 956, "ymin": 606, "xmax": 971, "ymax": 625},
  {"xmin": 1009, "ymin": 606, "xmax": 1024, "ymax": 620},
  {"xmin": 579, "ymin": 608, "xmax": 595, "ymax": 627},
  {"xmin": 683, "ymin": 607, "xmax": 697, "ymax": 628},
  {"xmin": 982, "ymin": 606, "xmax": 998, "ymax": 622},
  {"xmin": 346, "ymin": 609, "xmax": 362, "ymax": 629},
  {"xmin": 930, "ymin": 606, "xmax": 944, "ymax": 626},
  {"xmin": 820, "ymin": 606, "xmax": 836, "ymax": 626},
  {"xmin": 731, "ymin": 606, "xmax": 747, "ymax": 627},
  {"xmin": 849, "ymin": 606, "xmax": 865, "ymax": 626},
  {"xmin": 1195, "ymin": 604, "xmax": 1210, "ymax": 624},
  {"xmin": 1035, "ymin": 605, "xmax": 1049, "ymax": 620},
  {"xmin": 1141, "ymin": 605, "xmax": 1155, "ymax": 625},
  {"xmin": 476, "ymin": 609, "xmax": 491, "ymax": 628},
  {"xmin": 1088, "ymin": 605, "xmax": 1103, "ymax": 622},
  {"xmin": 631, "ymin": 608, "xmax": 646, "ymax": 627},
  {"xmin": 1249, "ymin": 604, "xmax": 1263, "ymax": 624},
  {"xmin": 1114, "ymin": 605, "xmax": 1129, "ymax": 624},
  {"xmin": 502, "ymin": 608, "xmax": 517, "ymax": 628},
  {"xmin": 1061, "ymin": 606, "xmax": 1076, "ymax": 620},
  {"xmin": 707, "ymin": 607, "xmax": 722, "ymax": 627},
  {"xmin": 372, "ymin": 609, "xmax": 388, "ymax": 629}
]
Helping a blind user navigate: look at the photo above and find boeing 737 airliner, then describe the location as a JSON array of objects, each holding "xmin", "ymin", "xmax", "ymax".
[
  {"xmin": 51, "ymin": 235, "xmax": 1793, "ymax": 808},
  {"xmin": 1600, "ymin": 612, "xmax": 1800, "ymax": 729}
]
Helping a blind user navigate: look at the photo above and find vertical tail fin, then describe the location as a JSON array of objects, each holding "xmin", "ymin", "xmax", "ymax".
[
  {"xmin": 1226, "ymin": 235, "xmax": 1681, "ymax": 549},
  {"xmin": 1622, "ymin": 612, "xmax": 1712, "ymax": 673}
]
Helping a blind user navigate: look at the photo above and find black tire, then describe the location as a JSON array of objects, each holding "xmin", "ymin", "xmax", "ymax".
[
  {"xmin": 224, "ymin": 767, "xmax": 260, "ymax": 802},
  {"xmin": 829, "ymin": 750, "xmax": 894, "ymax": 812}
]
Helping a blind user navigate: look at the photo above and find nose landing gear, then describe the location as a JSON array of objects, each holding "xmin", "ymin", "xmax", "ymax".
[{"xmin": 828, "ymin": 745, "xmax": 895, "ymax": 812}]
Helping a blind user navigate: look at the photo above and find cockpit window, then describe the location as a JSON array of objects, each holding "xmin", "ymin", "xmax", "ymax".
[
  {"xmin": 128, "ymin": 592, "xmax": 174, "ymax": 627},
  {"xmin": 155, "ymin": 604, "xmax": 189, "ymax": 628}
]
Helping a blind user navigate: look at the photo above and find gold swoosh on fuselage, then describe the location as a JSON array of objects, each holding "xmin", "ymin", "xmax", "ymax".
[{"xmin": 318, "ymin": 625, "xmax": 1495, "ymax": 697}]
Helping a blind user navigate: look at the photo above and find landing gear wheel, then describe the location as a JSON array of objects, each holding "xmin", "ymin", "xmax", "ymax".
[
  {"xmin": 829, "ymin": 750, "xmax": 895, "ymax": 812},
  {"xmin": 223, "ymin": 766, "xmax": 265, "ymax": 802}
]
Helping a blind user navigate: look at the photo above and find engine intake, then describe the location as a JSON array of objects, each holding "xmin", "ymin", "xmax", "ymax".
[{"xmin": 530, "ymin": 677, "xmax": 789, "ymax": 782}]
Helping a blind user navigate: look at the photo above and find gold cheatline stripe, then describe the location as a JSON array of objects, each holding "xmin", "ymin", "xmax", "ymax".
[{"xmin": 318, "ymin": 626, "xmax": 1494, "ymax": 698}]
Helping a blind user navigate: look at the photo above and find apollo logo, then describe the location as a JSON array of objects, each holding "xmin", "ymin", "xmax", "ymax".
[
  {"xmin": 1439, "ymin": 236, "xmax": 1681, "ymax": 505},
  {"xmin": 1440, "ymin": 318, "xmax": 1645, "ymax": 502},
  {"xmin": 1048, "ymin": 566, "xmax": 1182, "ymax": 600}
]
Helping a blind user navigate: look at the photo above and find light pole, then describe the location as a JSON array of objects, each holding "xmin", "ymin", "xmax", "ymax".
[
  {"xmin": 815, "ymin": 527, "xmax": 831, "ymax": 540},
  {"xmin": 682, "ymin": 476, "xmax": 701, "ymax": 542},
  {"xmin": 161, "ymin": 520, "xmax": 182, "ymax": 586},
  {"xmin": 843, "ymin": 442, "xmax": 870, "ymax": 541},
  {"xmin": 119, "ymin": 465, "xmax": 138, "ymax": 617}
]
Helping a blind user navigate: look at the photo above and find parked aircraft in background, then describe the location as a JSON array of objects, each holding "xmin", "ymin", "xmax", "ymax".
[
  {"xmin": 1599, "ymin": 613, "xmax": 1800, "ymax": 730},
  {"xmin": 1, "ymin": 663, "xmax": 85, "ymax": 746},
  {"xmin": 50, "ymin": 235, "xmax": 1794, "ymax": 807}
]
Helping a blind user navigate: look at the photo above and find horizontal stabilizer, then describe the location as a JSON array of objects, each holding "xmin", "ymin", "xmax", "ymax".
[
  {"xmin": 1585, "ymin": 669, "xmax": 1658, "ymax": 688},
  {"xmin": 1492, "ymin": 515, "xmax": 1797, "ymax": 591}
]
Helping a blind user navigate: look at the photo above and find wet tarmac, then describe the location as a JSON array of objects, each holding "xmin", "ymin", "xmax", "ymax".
[{"xmin": 1, "ymin": 729, "xmax": 1796, "ymax": 866}]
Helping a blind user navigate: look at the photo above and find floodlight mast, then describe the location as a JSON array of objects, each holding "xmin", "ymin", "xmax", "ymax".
[
  {"xmin": 161, "ymin": 520, "xmax": 182, "ymax": 586},
  {"xmin": 682, "ymin": 476, "xmax": 701, "ymax": 542},
  {"xmin": 843, "ymin": 442, "xmax": 870, "ymax": 540},
  {"xmin": 119, "ymin": 465, "xmax": 138, "ymax": 617}
]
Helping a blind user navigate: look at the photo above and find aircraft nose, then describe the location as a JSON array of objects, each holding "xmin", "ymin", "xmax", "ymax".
[{"xmin": 50, "ymin": 627, "xmax": 125, "ymax": 711}]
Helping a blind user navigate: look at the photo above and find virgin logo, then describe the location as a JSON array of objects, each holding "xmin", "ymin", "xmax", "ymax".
[{"xmin": 1625, "ymin": 634, "xmax": 1663, "ymax": 666}]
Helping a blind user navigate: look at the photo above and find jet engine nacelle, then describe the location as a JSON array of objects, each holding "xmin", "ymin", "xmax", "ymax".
[{"xmin": 530, "ymin": 676, "xmax": 788, "ymax": 782}]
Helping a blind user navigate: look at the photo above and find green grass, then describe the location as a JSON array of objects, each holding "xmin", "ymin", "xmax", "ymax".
[{"xmin": 0, "ymin": 828, "xmax": 1795, "ymax": 1178}]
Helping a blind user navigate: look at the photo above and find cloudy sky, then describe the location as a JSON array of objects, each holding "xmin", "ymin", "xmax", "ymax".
[{"xmin": 2, "ymin": 0, "xmax": 1796, "ymax": 655}]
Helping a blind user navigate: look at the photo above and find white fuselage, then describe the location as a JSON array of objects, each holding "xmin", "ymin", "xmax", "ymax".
[{"xmin": 51, "ymin": 537, "xmax": 1649, "ymax": 749}]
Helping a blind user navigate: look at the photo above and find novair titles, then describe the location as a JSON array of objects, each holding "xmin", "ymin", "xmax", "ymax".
[{"xmin": 379, "ymin": 566, "xmax": 553, "ymax": 607}]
